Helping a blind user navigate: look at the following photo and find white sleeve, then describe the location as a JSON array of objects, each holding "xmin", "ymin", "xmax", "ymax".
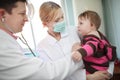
[
  {"xmin": 25, "ymin": 55, "xmax": 83, "ymax": 80},
  {"xmin": 37, "ymin": 48, "xmax": 51, "ymax": 61},
  {"xmin": 65, "ymin": 60, "xmax": 86, "ymax": 80},
  {"xmin": 33, "ymin": 55, "xmax": 71, "ymax": 80}
]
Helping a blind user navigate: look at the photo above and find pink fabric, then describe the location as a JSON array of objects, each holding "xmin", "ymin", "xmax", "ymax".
[
  {"xmin": 92, "ymin": 65, "xmax": 108, "ymax": 71},
  {"xmin": 82, "ymin": 45, "xmax": 93, "ymax": 56},
  {"xmin": 82, "ymin": 41, "xmax": 98, "ymax": 56},
  {"xmin": 107, "ymin": 47, "xmax": 112, "ymax": 60},
  {"xmin": 84, "ymin": 56, "xmax": 109, "ymax": 64}
]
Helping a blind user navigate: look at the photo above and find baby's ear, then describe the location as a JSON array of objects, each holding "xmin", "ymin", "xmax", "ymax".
[
  {"xmin": 90, "ymin": 23, "xmax": 94, "ymax": 27},
  {"xmin": 91, "ymin": 23, "xmax": 96, "ymax": 29}
]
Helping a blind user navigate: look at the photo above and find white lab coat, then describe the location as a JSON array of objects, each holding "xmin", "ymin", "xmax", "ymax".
[
  {"xmin": 0, "ymin": 29, "xmax": 83, "ymax": 80},
  {"xmin": 37, "ymin": 26, "xmax": 86, "ymax": 80},
  {"xmin": 37, "ymin": 26, "xmax": 114, "ymax": 80}
]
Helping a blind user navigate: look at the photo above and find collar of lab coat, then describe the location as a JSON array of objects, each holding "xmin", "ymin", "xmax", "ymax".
[
  {"xmin": 0, "ymin": 28, "xmax": 18, "ymax": 40},
  {"xmin": 47, "ymin": 31, "xmax": 69, "ymax": 45}
]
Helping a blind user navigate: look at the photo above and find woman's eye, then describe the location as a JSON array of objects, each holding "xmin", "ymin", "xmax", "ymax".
[
  {"xmin": 54, "ymin": 16, "xmax": 64, "ymax": 22},
  {"xmin": 54, "ymin": 19, "xmax": 59, "ymax": 22},
  {"xmin": 61, "ymin": 16, "xmax": 64, "ymax": 19}
]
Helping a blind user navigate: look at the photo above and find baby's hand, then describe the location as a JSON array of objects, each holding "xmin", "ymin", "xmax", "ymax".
[{"xmin": 72, "ymin": 51, "xmax": 82, "ymax": 62}]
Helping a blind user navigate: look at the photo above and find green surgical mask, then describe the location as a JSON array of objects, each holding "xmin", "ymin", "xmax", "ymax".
[{"xmin": 53, "ymin": 21, "xmax": 66, "ymax": 33}]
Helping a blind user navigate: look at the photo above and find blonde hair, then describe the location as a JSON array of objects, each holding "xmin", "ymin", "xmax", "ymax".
[
  {"xmin": 39, "ymin": 1, "xmax": 61, "ymax": 23},
  {"xmin": 78, "ymin": 10, "xmax": 101, "ymax": 29}
]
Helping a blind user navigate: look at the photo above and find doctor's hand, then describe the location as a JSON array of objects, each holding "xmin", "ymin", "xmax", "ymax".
[
  {"xmin": 87, "ymin": 71, "xmax": 111, "ymax": 80},
  {"xmin": 72, "ymin": 51, "xmax": 82, "ymax": 62}
]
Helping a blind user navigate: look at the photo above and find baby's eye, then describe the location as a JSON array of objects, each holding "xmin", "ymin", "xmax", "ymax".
[
  {"xmin": 79, "ymin": 22, "xmax": 83, "ymax": 25},
  {"xmin": 19, "ymin": 12, "xmax": 26, "ymax": 16}
]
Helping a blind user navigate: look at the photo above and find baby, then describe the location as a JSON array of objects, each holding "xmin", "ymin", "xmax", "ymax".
[{"xmin": 72, "ymin": 10, "xmax": 117, "ymax": 74}]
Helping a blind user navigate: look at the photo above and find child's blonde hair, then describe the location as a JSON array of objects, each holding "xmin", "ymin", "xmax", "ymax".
[
  {"xmin": 78, "ymin": 10, "xmax": 101, "ymax": 29},
  {"xmin": 39, "ymin": 1, "xmax": 61, "ymax": 23}
]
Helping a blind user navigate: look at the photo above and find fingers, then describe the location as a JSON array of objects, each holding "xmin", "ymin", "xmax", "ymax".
[
  {"xmin": 100, "ymin": 71, "xmax": 111, "ymax": 79},
  {"xmin": 103, "ymin": 72, "xmax": 112, "ymax": 80},
  {"xmin": 95, "ymin": 71, "xmax": 111, "ymax": 80},
  {"xmin": 72, "ymin": 51, "xmax": 82, "ymax": 62}
]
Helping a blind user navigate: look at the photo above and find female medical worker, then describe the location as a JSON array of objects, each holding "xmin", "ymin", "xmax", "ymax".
[
  {"xmin": 37, "ymin": 1, "xmax": 112, "ymax": 80},
  {"xmin": 0, "ymin": 0, "xmax": 85, "ymax": 80}
]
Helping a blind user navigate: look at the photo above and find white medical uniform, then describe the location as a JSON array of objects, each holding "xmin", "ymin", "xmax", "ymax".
[
  {"xmin": 37, "ymin": 26, "xmax": 114, "ymax": 80},
  {"xmin": 0, "ymin": 29, "xmax": 83, "ymax": 80},
  {"xmin": 37, "ymin": 26, "xmax": 86, "ymax": 80}
]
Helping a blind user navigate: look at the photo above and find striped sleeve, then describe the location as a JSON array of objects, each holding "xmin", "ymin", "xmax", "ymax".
[{"xmin": 78, "ymin": 40, "xmax": 99, "ymax": 57}]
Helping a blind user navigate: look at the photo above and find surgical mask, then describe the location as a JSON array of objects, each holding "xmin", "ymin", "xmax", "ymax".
[{"xmin": 53, "ymin": 21, "xmax": 66, "ymax": 33}]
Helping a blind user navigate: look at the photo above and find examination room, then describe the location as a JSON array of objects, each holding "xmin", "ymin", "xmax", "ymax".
[{"xmin": 0, "ymin": 0, "xmax": 120, "ymax": 80}]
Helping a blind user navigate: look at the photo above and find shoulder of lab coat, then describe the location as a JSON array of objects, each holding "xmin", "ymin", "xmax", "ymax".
[{"xmin": 0, "ymin": 30, "xmax": 82, "ymax": 80}]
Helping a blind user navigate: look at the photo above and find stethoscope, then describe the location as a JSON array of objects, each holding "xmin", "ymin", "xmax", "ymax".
[
  {"xmin": 18, "ymin": 0, "xmax": 36, "ymax": 57},
  {"xmin": 18, "ymin": 33, "xmax": 36, "ymax": 57}
]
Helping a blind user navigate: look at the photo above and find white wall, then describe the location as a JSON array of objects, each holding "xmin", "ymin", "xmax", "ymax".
[{"xmin": 72, "ymin": 0, "xmax": 105, "ymax": 34}]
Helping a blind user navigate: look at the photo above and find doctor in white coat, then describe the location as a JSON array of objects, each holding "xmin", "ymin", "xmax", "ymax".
[
  {"xmin": 37, "ymin": 1, "xmax": 113, "ymax": 80},
  {"xmin": 0, "ymin": 0, "xmax": 83, "ymax": 80}
]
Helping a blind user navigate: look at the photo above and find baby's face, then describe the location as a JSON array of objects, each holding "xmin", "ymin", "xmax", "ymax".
[{"xmin": 77, "ymin": 17, "xmax": 93, "ymax": 36}]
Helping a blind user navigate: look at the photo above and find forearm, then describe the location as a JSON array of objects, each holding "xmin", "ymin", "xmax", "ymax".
[{"xmin": 33, "ymin": 55, "xmax": 72, "ymax": 80}]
